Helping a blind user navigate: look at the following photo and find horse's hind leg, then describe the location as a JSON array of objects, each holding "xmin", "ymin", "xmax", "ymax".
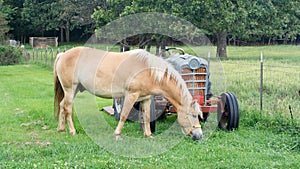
[
  {"xmin": 141, "ymin": 98, "xmax": 153, "ymax": 138},
  {"xmin": 114, "ymin": 93, "xmax": 139, "ymax": 139},
  {"xmin": 57, "ymin": 88, "xmax": 76, "ymax": 135},
  {"xmin": 57, "ymin": 98, "xmax": 66, "ymax": 132},
  {"xmin": 64, "ymin": 90, "xmax": 76, "ymax": 135}
]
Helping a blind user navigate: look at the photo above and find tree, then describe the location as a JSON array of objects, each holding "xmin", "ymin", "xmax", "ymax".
[
  {"xmin": 273, "ymin": 0, "xmax": 300, "ymax": 44},
  {"xmin": 0, "ymin": 0, "xmax": 10, "ymax": 43},
  {"xmin": 245, "ymin": 0, "xmax": 282, "ymax": 45},
  {"xmin": 92, "ymin": 0, "xmax": 134, "ymax": 51},
  {"xmin": 3, "ymin": 0, "xmax": 27, "ymax": 42},
  {"xmin": 19, "ymin": 0, "xmax": 103, "ymax": 42},
  {"xmin": 92, "ymin": 0, "xmax": 205, "ymax": 54},
  {"xmin": 22, "ymin": 0, "xmax": 56, "ymax": 36},
  {"xmin": 57, "ymin": 0, "xmax": 104, "ymax": 42},
  {"xmin": 185, "ymin": 0, "xmax": 247, "ymax": 58},
  {"xmin": 2, "ymin": 0, "xmax": 299, "ymax": 48}
]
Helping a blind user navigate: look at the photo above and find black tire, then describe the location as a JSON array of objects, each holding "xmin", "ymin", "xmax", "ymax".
[
  {"xmin": 149, "ymin": 97, "xmax": 156, "ymax": 132},
  {"xmin": 217, "ymin": 92, "xmax": 239, "ymax": 130},
  {"xmin": 230, "ymin": 93, "xmax": 239, "ymax": 129},
  {"xmin": 113, "ymin": 98, "xmax": 123, "ymax": 121},
  {"xmin": 113, "ymin": 98, "xmax": 139, "ymax": 121}
]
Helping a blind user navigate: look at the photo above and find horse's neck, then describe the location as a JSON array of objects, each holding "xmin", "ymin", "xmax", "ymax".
[{"xmin": 159, "ymin": 76, "xmax": 192, "ymax": 111}]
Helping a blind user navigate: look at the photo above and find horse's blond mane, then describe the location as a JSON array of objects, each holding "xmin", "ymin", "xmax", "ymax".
[{"xmin": 129, "ymin": 49, "xmax": 192, "ymax": 101}]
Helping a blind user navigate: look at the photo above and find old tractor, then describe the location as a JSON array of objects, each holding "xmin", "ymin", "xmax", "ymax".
[{"xmin": 111, "ymin": 47, "xmax": 239, "ymax": 132}]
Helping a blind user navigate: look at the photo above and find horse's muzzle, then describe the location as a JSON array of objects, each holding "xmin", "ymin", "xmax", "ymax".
[{"xmin": 191, "ymin": 129, "xmax": 203, "ymax": 141}]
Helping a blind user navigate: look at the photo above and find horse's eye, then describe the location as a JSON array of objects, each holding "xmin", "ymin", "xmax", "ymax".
[{"xmin": 191, "ymin": 114, "xmax": 197, "ymax": 118}]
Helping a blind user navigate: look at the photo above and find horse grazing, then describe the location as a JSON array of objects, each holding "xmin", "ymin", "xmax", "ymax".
[{"xmin": 54, "ymin": 47, "xmax": 203, "ymax": 141}]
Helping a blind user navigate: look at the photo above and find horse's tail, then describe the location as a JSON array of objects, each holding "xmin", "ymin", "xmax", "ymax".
[{"xmin": 54, "ymin": 53, "xmax": 64, "ymax": 121}]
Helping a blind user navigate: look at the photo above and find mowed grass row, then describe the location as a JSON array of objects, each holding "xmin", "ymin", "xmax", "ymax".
[{"xmin": 0, "ymin": 45, "xmax": 299, "ymax": 168}]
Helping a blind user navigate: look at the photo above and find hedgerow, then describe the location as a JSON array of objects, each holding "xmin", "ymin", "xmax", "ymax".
[{"xmin": 0, "ymin": 46, "xmax": 22, "ymax": 65}]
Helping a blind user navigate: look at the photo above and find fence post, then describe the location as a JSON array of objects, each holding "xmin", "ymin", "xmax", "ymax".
[
  {"xmin": 37, "ymin": 48, "xmax": 39, "ymax": 62},
  {"xmin": 51, "ymin": 48, "xmax": 54, "ymax": 67},
  {"xmin": 32, "ymin": 48, "xmax": 35, "ymax": 62},
  {"xmin": 260, "ymin": 52, "xmax": 263, "ymax": 111},
  {"xmin": 45, "ymin": 48, "xmax": 48, "ymax": 65},
  {"xmin": 40, "ymin": 48, "xmax": 43, "ymax": 63}
]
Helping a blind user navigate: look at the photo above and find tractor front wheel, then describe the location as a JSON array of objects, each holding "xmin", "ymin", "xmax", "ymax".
[{"xmin": 217, "ymin": 92, "xmax": 239, "ymax": 130}]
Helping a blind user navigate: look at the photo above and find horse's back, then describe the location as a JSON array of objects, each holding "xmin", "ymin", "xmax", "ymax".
[
  {"xmin": 55, "ymin": 47, "xmax": 138, "ymax": 97},
  {"xmin": 55, "ymin": 47, "xmax": 164, "ymax": 98}
]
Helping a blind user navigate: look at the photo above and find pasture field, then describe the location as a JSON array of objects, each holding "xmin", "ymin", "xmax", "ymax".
[{"xmin": 0, "ymin": 45, "xmax": 299, "ymax": 168}]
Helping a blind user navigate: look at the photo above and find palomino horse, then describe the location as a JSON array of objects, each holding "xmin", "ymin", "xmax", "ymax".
[{"xmin": 54, "ymin": 47, "xmax": 203, "ymax": 140}]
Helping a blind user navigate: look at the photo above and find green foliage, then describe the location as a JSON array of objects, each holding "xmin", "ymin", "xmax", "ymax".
[
  {"xmin": 91, "ymin": 0, "xmax": 300, "ymax": 58},
  {"xmin": 0, "ymin": 61, "xmax": 299, "ymax": 168},
  {"xmin": 0, "ymin": 46, "xmax": 22, "ymax": 65},
  {"xmin": 0, "ymin": 0, "xmax": 10, "ymax": 43},
  {"xmin": 0, "ymin": 45, "xmax": 299, "ymax": 168}
]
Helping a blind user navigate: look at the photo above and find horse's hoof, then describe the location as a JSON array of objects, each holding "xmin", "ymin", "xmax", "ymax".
[
  {"xmin": 114, "ymin": 134, "xmax": 122, "ymax": 141},
  {"xmin": 57, "ymin": 128, "xmax": 65, "ymax": 132},
  {"xmin": 144, "ymin": 133, "xmax": 154, "ymax": 139},
  {"xmin": 70, "ymin": 130, "xmax": 76, "ymax": 135}
]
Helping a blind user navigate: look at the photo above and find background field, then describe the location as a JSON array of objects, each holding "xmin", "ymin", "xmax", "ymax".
[{"xmin": 0, "ymin": 45, "xmax": 299, "ymax": 168}]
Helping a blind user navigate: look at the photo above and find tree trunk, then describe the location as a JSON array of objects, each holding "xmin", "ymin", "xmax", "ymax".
[
  {"xmin": 216, "ymin": 31, "xmax": 227, "ymax": 59},
  {"xmin": 65, "ymin": 22, "xmax": 70, "ymax": 42},
  {"xmin": 161, "ymin": 38, "xmax": 167, "ymax": 58},
  {"xmin": 155, "ymin": 42, "xmax": 160, "ymax": 56},
  {"xmin": 60, "ymin": 28, "xmax": 64, "ymax": 42},
  {"xmin": 119, "ymin": 39, "xmax": 130, "ymax": 52},
  {"xmin": 138, "ymin": 34, "xmax": 145, "ymax": 49},
  {"xmin": 146, "ymin": 44, "xmax": 151, "ymax": 52},
  {"xmin": 119, "ymin": 45, "xmax": 130, "ymax": 52},
  {"xmin": 268, "ymin": 37, "xmax": 271, "ymax": 45}
]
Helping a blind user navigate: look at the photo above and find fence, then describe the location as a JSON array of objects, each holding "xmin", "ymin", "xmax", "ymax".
[
  {"xmin": 224, "ymin": 60, "xmax": 300, "ymax": 119},
  {"xmin": 23, "ymin": 47, "xmax": 300, "ymax": 119},
  {"xmin": 22, "ymin": 47, "xmax": 68, "ymax": 68}
]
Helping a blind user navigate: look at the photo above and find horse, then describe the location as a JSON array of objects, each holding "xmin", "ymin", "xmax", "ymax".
[{"xmin": 54, "ymin": 47, "xmax": 203, "ymax": 141}]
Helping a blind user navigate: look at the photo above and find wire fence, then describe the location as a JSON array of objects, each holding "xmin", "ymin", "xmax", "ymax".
[
  {"xmin": 224, "ymin": 61, "xmax": 300, "ymax": 119},
  {"xmin": 22, "ymin": 47, "xmax": 69, "ymax": 68},
  {"xmin": 22, "ymin": 47, "xmax": 300, "ymax": 119}
]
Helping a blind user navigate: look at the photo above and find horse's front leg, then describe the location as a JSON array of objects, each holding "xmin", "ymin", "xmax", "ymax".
[
  {"xmin": 141, "ymin": 98, "xmax": 153, "ymax": 138},
  {"xmin": 114, "ymin": 93, "xmax": 139, "ymax": 140}
]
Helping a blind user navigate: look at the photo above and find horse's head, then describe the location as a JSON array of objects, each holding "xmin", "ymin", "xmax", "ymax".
[{"xmin": 178, "ymin": 100, "xmax": 203, "ymax": 141}]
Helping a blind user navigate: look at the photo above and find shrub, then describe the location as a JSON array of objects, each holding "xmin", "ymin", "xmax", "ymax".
[{"xmin": 0, "ymin": 46, "xmax": 22, "ymax": 65}]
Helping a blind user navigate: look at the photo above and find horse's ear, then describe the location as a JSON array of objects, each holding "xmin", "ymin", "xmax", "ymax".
[{"xmin": 191, "ymin": 99, "xmax": 203, "ymax": 118}]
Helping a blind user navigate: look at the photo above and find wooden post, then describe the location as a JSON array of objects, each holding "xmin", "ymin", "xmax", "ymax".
[
  {"xmin": 260, "ymin": 52, "xmax": 263, "ymax": 111},
  {"xmin": 37, "ymin": 48, "xmax": 39, "ymax": 62},
  {"xmin": 32, "ymin": 48, "xmax": 35, "ymax": 62},
  {"xmin": 40, "ymin": 48, "xmax": 43, "ymax": 63},
  {"xmin": 51, "ymin": 48, "xmax": 54, "ymax": 67},
  {"xmin": 45, "ymin": 48, "xmax": 48, "ymax": 65}
]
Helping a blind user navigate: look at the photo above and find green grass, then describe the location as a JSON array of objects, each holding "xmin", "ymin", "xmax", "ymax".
[
  {"xmin": 1, "ymin": 45, "xmax": 300, "ymax": 168},
  {"xmin": 224, "ymin": 45, "xmax": 300, "ymax": 119}
]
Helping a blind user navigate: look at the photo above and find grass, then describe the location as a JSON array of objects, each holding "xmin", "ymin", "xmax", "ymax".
[
  {"xmin": 225, "ymin": 45, "xmax": 300, "ymax": 119},
  {"xmin": 0, "ymin": 45, "xmax": 300, "ymax": 168}
]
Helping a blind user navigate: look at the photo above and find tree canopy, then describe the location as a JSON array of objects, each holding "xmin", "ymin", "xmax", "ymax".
[
  {"xmin": 3, "ymin": 0, "xmax": 103, "ymax": 43},
  {"xmin": 1, "ymin": 0, "xmax": 300, "ymax": 58},
  {"xmin": 92, "ymin": 0, "xmax": 300, "ymax": 58},
  {"xmin": 0, "ymin": 0, "xmax": 10, "ymax": 43}
]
